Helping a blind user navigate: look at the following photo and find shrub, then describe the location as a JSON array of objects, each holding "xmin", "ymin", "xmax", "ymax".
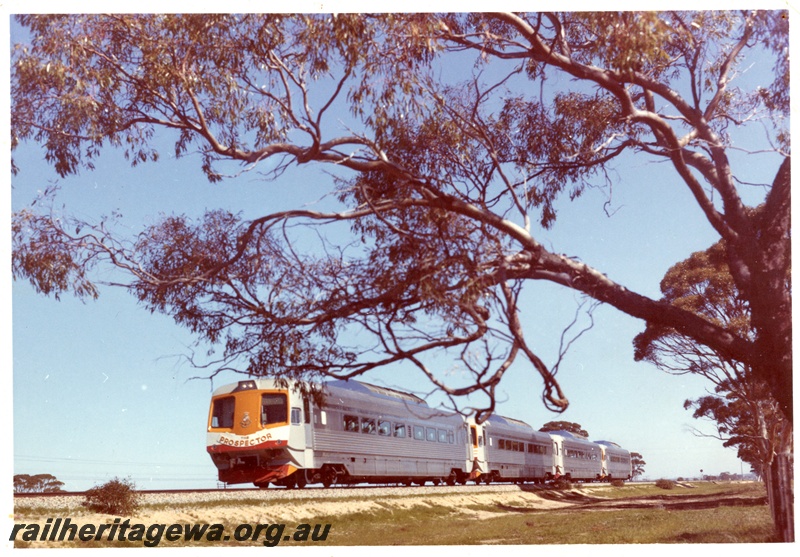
[
  {"xmin": 552, "ymin": 478, "xmax": 573, "ymax": 490},
  {"xmin": 610, "ymin": 479, "xmax": 625, "ymax": 487},
  {"xmin": 655, "ymin": 479, "xmax": 676, "ymax": 490},
  {"xmin": 82, "ymin": 477, "xmax": 140, "ymax": 516}
]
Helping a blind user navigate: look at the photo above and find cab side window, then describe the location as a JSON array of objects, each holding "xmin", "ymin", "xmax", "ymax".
[
  {"xmin": 291, "ymin": 407, "xmax": 302, "ymax": 425},
  {"xmin": 211, "ymin": 397, "xmax": 235, "ymax": 428}
]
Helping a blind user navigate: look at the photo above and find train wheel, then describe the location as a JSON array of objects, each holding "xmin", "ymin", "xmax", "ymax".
[
  {"xmin": 320, "ymin": 468, "xmax": 336, "ymax": 488},
  {"xmin": 483, "ymin": 474, "xmax": 493, "ymax": 485},
  {"xmin": 404, "ymin": 478, "xmax": 413, "ymax": 487},
  {"xmin": 445, "ymin": 473, "xmax": 456, "ymax": 486},
  {"xmin": 432, "ymin": 478, "xmax": 441, "ymax": 486},
  {"xmin": 295, "ymin": 475, "xmax": 307, "ymax": 489}
]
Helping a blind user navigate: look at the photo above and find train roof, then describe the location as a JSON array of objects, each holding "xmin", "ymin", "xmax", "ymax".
[
  {"xmin": 324, "ymin": 379, "xmax": 429, "ymax": 406},
  {"xmin": 210, "ymin": 378, "xmax": 429, "ymax": 407},
  {"xmin": 546, "ymin": 430, "xmax": 591, "ymax": 440},
  {"xmin": 594, "ymin": 440, "xmax": 624, "ymax": 449},
  {"xmin": 487, "ymin": 415, "xmax": 533, "ymax": 429}
]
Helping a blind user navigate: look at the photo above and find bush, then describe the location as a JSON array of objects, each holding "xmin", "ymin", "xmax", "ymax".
[
  {"xmin": 82, "ymin": 477, "xmax": 140, "ymax": 516},
  {"xmin": 610, "ymin": 479, "xmax": 625, "ymax": 487},
  {"xmin": 655, "ymin": 478, "xmax": 676, "ymax": 490},
  {"xmin": 552, "ymin": 478, "xmax": 573, "ymax": 490}
]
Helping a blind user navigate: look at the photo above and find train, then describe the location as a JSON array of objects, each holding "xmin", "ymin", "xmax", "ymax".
[{"xmin": 206, "ymin": 378, "xmax": 632, "ymax": 488}]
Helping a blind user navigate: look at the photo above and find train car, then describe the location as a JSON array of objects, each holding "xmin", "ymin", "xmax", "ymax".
[
  {"xmin": 207, "ymin": 378, "xmax": 634, "ymax": 488},
  {"xmin": 548, "ymin": 430, "xmax": 603, "ymax": 482},
  {"xmin": 483, "ymin": 416, "xmax": 554, "ymax": 483},
  {"xmin": 595, "ymin": 440, "xmax": 632, "ymax": 481},
  {"xmin": 207, "ymin": 378, "xmax": 469, "ymax": 488}
]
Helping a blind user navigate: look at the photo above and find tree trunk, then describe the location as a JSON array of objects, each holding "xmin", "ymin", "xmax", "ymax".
[
  {"xmin": 747, "ymin": 157, "xmax": 792, "ymax": 422},
  {"xmin": 765, "ymin": 424, "xmax": 794, "ymax": 542}
]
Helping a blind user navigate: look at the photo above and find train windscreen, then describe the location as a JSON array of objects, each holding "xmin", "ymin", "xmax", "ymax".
[
  {"xmin": 211, "ymin": 396, "xmax": 235, "ymax": 428},
  {"xmin": 261, "ymin": 393, "xmax": 288, "ymax": 426}
]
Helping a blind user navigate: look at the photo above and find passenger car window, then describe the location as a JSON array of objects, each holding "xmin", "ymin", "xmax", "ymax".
[
  {"xmin": 394, "ymin": 423, "xmax": 407, "ymax": 438},
  {"xmin": 413, "ymin": 426, "xmax": 425, "ymax": 440},
  {"xmin": 361, "ymin": 418, "xmax": 376, "ymax": 434},
  {"xmin": 378, "ymin": 420, "xmax": 391, "ymax": 436},
  {"xmin": 344, "ymin": 415, "xmax": 359, "ymax": 432}
]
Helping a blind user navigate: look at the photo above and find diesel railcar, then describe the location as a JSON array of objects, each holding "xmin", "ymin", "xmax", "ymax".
[
  {"xmin": 482, "ymin": 415, "xmax": 556, "ymax": 483},
  {"xmin": 549, "ymin": 430, "xmax": 604, "ymax": 482},
  {"xmin": 207, "ymin": 378, "xmax": 476, "ymax": 487},
  {"xmin": 595, "ymin": 440, "xmax": 633, "ymax": 481},
  {"xmin": 207, "ymin": 378, "xmax": 631, "ymax": 488}
]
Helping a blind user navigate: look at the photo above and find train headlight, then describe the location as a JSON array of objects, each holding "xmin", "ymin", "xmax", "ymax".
[{"xmin": 233, "ymin": 380, "xmax": 257, "ymax": 392}]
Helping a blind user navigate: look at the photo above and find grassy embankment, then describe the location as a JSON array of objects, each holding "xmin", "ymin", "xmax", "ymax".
[
  {"xmin": 312, "ymin": 482, "xmax": 775, "ymax": 545},
  {"xmin": 12, "ymin": 481, "xmax": 777, "ymax": 546}
]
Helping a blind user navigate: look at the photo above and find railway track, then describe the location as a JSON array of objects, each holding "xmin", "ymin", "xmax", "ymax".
[
  {"xmin": 13, "ymin": 487, "xmax": 260, "ymax": 498},
  {"xmin": 14, "ymin": 482, "xmax": 612, "ymax": 511},
  {"xmin": 15, "ymin": 479, "xmax": 641, "ymax": 500}
]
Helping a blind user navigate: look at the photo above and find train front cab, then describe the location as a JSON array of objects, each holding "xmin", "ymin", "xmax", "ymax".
[
  {"xmin": 207, "ymin": 380, "xmax": 311, "ymax": 487},
  {"xmin": 466, "ymin": 418, "xmax": 487, "ymax": 483}
]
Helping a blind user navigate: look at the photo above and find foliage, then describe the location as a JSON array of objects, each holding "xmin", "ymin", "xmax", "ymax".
[
  {"xmin": 610, "ymin": 479, "xmax": 625, "ymax": 487},
  {"xmin": 551, "ymin": 478, "xmax": 573, "ymax": 491},
  {"xmin": 539, "ymin": 421, "xmax": 589, "ymax": 438},
  {"xmin": 9, "ymin": 12, "xmax": 790, "ymax": 435},
  {"xmin": 82, "ymin": 477, "xmax": 140, "ymax": 516},
  {"xmin": 630, "ymin": 452, "xmax": 646, "ymax": 479},
  {"xmin": 13, "ymin": 473, "xmax": 65, "ymax": 493},
  {"xmin": 634, "ymin": 240, "xmax": 789, "ymax": 479},
  {"xmin": 655, "ymin": 479, "xmax": 676, "ymax": 490}
]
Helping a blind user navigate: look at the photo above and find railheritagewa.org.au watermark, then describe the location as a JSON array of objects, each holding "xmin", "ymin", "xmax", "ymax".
[{"xmin": 10, "ymin": 518, "xmax": 332, "ymax": 547}]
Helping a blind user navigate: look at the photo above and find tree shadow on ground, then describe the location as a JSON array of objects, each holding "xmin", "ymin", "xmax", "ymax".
[{"xmin": 501, "ymin": 486, "xmax": 767, "ymax": 513}]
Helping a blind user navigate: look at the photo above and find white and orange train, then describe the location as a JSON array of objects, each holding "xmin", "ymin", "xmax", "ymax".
[{"xmin": 207, "ymin": 379, "xmax": 632, "ymax": 488}]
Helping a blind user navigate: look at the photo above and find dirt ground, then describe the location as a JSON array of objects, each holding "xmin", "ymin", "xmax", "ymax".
[{"xmin": 12, "ymin": 482, "xmax": 767, "ymax": 548}]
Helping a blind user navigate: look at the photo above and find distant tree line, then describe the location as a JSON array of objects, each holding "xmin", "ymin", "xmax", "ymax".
[{"xmin": 14, "ymin": 473, "xmax": 65, "ymax": 493}]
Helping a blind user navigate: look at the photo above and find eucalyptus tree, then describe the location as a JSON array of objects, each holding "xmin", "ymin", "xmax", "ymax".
[
  {"xmin": 635, "ymin": 240, "xmax": 789, "ymax": 474},
  {"xmin": 539, "ymin": 421, "xmax": 589, "ymax": 438},
  {"xmin": 13, "ymin": 474, "xmax": 65, "ymax": 493},
  {"xmin": 11, "ymin": 12, "xmax": 790, "ymax": 536},
  {"xmin": 635, "ymin": 239, "xmax": 792, "ymax": 537},
  {"xmin": 630, "ymin": 453, "xmax": 646, "ymax": 480}
]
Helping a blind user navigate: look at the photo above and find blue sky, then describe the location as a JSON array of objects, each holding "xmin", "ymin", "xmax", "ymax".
[{"xmin": 4, "ymin": 5, "xmax": 789, "ymax": 497}]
